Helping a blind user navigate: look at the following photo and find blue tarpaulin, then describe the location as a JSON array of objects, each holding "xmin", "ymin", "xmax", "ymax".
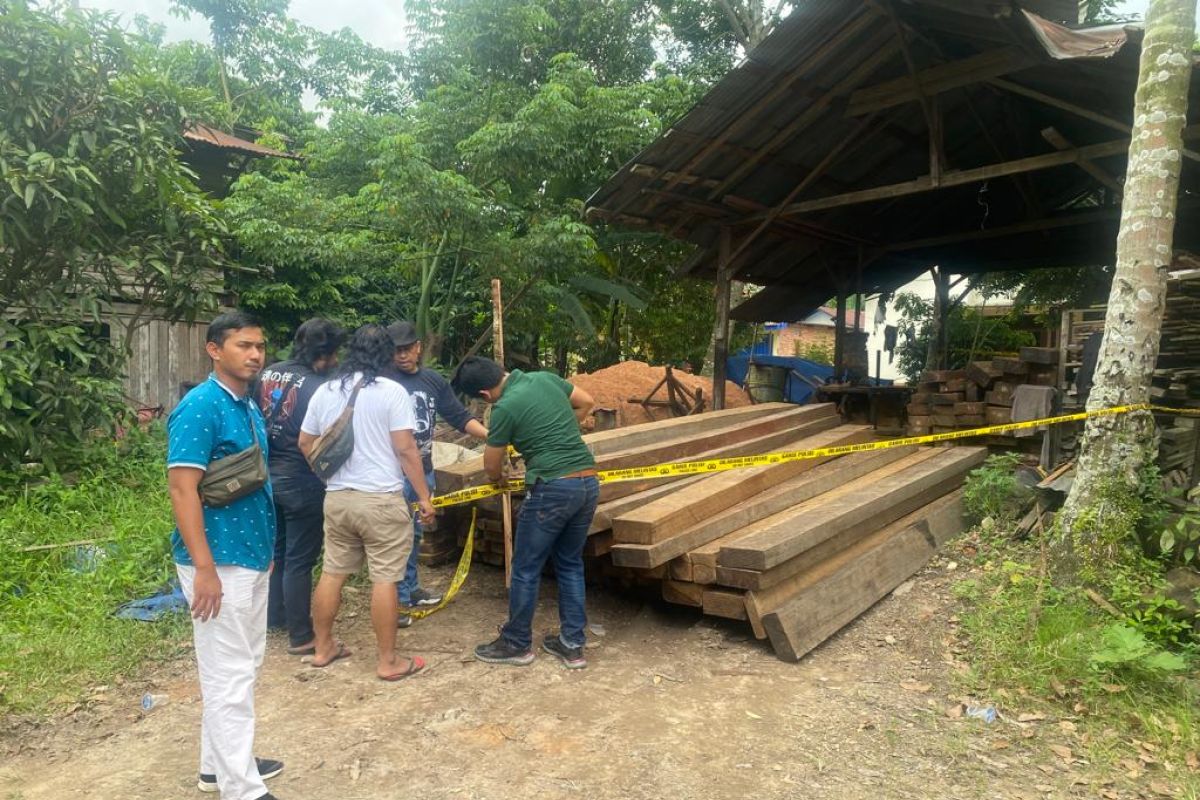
[
  {"xmin": 726, "ymin": 348, "xmax": 892, "ymax": 405},
  {"xmin": 115, "ymin": 580, "xmax": 188, "ymax": 621},
  {"xmin": 725, "ymin": 352, "xmax": 834, "ymax": 405}
]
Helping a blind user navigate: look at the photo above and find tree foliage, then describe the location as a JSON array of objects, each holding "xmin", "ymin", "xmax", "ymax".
[
  {"xmin": 892, "ymin": 292, "xmax": 1036, "ymax": 383},
  {"xmin": 0, "ymin": 0, "xmax": 227, "ymax": 468},
  {"xmin": 224, "ymin": 14, "xmax": 705, "ymax": 371}
]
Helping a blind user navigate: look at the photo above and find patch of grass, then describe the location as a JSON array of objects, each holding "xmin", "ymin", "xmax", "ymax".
[
  {"xmin": 0, "ymin": 425, "xmax": 186, "ymax": 717},
  {"xmin": 961, "ymin": 452, "xmax": 1033, "ymax": 525},
  {"xmin": 954, "ymin": 531, "xmax": 1200, "ymax": 793}
]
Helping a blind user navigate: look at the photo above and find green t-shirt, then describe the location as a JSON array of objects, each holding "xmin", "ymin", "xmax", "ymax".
[{"xmin": 487, "ymin": 369, "xmax": 595, "ymax": 484}]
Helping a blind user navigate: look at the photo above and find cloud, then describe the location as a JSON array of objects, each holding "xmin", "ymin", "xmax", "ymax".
[{"xmin": 82, "ymin": 0, "xmax": 408, "ymax": 51}]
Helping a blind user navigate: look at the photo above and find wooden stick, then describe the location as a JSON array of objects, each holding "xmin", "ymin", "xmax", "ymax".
[
  {"xmin": 20, "ymin": 537, "xmax": 110, "ymax": 553},
  {"xmin": 492, "ymin": 278, "xmax": 513, "ymax": 588}
]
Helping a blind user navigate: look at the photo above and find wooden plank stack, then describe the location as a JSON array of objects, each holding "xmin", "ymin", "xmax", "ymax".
[
  {"xmin": 439, "ymin": 401, "xmax": 981, "ymax": 661},
  {"xmin": 1151, "ymin": 275, "xmax": 1200, "ymax": 478},
  {"xmin": 907, "ymin": 349, "xmax": 1059, "ymax": 437},
  {"xmin": 1060, "ymin": 275, "xmax": 1200, "ymax": 478}
]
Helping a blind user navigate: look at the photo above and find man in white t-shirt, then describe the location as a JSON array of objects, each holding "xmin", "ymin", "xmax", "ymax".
[{"xmin": 299, "ymin": 324, "xmax": 436, "ymax": 682}]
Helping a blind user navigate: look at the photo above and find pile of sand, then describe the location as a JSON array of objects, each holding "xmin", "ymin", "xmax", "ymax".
[{"xmin": 570, "ymin": 360, "xmax": 750, "ymax": 428}]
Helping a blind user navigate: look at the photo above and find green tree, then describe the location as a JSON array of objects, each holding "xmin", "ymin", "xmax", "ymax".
[
  {"xmin": 0, "ymin": 0, "xmax": 228, "ymax": 468},
  {"xmin": 892, "ymin": 293, "xmax": 1036, "ymax": 383},
  {"xmin": 169, "ymin": 0, "xmax": 406, "ymax": 134},
  {"xmin": 655, "ymin": 0, "xmax": 797, "ymax": 83}
]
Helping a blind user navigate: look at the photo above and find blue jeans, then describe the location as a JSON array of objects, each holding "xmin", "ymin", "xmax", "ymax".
[
  {"xmin": 397, "ymin": 469, "xmax": 436, "ymax": 604},
  {"xmin": 501, "ymin": 475, "xmax": 599, "ymax": 650},
  {"xmin": 267, "ymin": 480, "xmax": 325, "ymax": 647}
]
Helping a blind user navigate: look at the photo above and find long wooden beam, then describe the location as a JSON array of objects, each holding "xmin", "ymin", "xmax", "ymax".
[
  {"xmin": 640, "ymin": 188, "xmax": 734, "ymax": 218},
  {"xmin": 724, "ymin": 194, "xmax": 877, "ymax": 247},
  {"xmin": 704, "ymin": 35, "xmax": 900, "ymax": 201},
  {"xmin": 878, "ymin": 0, "xmax": 939, "ymax": 178},
  {"xmin": 988, "ymin": 77, "xmax": 1200, "ymax": 165},
  {"xmin": 887, "ymin": 207, "xmax": 1122, "ymax": 251},
  {"xmin": 630, "ymin": 164, "xmax": 721, "ymax": 190},
  {"xmin": 725, "ymin": 113, "xmax": 880, "ymax": 266},
  {"xmin": 609, "ymin": 8, "xmax": 881, "ymax": 221},
  {"xmin": 1041, "ymin": 127, "xmax": 1124, "ymax": 196},
  {"xmin": 988, "ymin": 77, "xmax": 1129, "ymax": 134},
  {"xmin": 846, "ymin": 47, "xmax": 1034, "ymax": 116},
  {"xmin": 772, "ymin": 125, "xmax": 1200, "ymax": 218}
]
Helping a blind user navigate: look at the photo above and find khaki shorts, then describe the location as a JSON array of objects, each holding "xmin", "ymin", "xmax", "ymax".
[{"xmin": 322, "ymin": 489, "xmax": 413, "ymax": 583}]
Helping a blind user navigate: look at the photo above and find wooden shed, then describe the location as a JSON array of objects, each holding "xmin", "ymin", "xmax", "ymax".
[
  {"xmin": 108, "ymin": 125, "xmax": 300, "ymax": 413},
  {"xmin": 586, "ymin": 0, "xmax": 1200, "ymax": 406}
]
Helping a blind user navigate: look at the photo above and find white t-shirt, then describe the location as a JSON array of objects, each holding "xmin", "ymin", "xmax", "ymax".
[{"xmin": 301, "ymin": 373, "xmax": 416, "ymax": 493}]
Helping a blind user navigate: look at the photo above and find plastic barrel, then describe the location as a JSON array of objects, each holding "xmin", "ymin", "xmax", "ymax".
[{"xmin": 746, "ymin": 364, "xmax": 787, "ymax": 403}]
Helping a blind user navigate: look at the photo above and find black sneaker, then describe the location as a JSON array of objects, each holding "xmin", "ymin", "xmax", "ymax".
[
  {"xmin": 197, "ymin": 757, "xmax": 283, "ymax": 792},
  {"xmin": 396, "ymin": 612, "xmax": 413, "ymax": 628},
  {"xmin": 474, "ymin": 636, "xmax": 534, "ymax": 666},
  {"xmin": 542, "ymin": 634, "xmax": 587, "ymax": 670},
  {"xmin": 409, "ymin": 587, "xmax": 443, "ymax": 607}
]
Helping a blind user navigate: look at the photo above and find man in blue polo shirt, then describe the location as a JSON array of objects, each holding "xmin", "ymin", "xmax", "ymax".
[{"xmin": 167, "ymin": 311, "xmax": 283, "ymax": 800}]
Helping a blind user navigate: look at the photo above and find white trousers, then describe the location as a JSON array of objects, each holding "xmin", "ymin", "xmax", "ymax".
[{"xmin": 177, "ymin": 564, "xmax": 269, "ymax": 800}]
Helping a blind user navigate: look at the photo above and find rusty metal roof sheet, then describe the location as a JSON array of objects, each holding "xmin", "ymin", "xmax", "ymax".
[{"xmin": 183, "ymin": 124, "xmax": 301, "ymax": 160}]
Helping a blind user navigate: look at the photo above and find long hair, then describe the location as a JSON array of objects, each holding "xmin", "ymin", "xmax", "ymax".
[
  {"xmin": 292, "ymin": 318, "xmax": 345, "ymax": 368},
  {"xmin": 338, "ymin": 324, "xmax": 394, "ymax": 389}
]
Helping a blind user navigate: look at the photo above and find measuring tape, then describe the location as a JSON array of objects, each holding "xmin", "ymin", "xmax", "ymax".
[{"xmin": 428, "ymin": 403, "xmax": 1200, "ymax": 510}]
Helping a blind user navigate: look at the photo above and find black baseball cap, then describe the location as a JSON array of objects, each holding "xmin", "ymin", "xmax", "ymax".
[{"xmin": 387, "ymin": 321, "xmax": 419, "ymax": 347}]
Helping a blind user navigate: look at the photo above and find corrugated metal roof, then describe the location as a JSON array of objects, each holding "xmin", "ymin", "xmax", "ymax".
[
  {"xmin": 585, "ymin": 0, "xmax": 1200, "ymax": 322},
  {"xmin": 182, "ymin": 123, "xmax": 301, "ymax": 160}
]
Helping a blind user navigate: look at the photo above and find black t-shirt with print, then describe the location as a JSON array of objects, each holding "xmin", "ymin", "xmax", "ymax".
[
  {"xmin": 382, "ymin": 365, "xmax": 477, "ymax": 474},
  {"xmin": 257, "ymin": 359, "xmax": 327, "ymax": 490}
]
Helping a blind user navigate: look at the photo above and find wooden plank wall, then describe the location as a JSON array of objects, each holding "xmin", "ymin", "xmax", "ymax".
[{"xmin": 110, "ymin": 312, "xmax": 213, "ymax": 412}]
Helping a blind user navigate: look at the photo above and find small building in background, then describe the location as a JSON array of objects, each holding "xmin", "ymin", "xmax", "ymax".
[
  {"xmin": 767, "ymin": 307, "xmax": 866, "ymax": 363},
  {"xmin": 109, "ymin": 125, "xmax": 300, "ymax": 414}
]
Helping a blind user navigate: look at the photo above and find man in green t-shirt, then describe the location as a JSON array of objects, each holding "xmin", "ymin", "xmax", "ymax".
[{"xmin": 452, "ymin": 356, "xmax": 598, "ymax": 669}]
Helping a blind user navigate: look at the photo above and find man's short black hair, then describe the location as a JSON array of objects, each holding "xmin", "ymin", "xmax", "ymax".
[
  {"xmin": 292, "ymin": 318, "xmax": 345, "ymax": 366},
  {"xmin": 452, "ymin": 356, "xmax": 504, "ymax": 398},
  {"xmin": 207, "ymin": 311, "xmax": 263, "ymax": 346}
]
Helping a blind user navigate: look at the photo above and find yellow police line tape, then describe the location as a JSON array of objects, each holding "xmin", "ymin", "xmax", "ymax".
[
  {"xmin": 412, "ymin": 402, "xmax": 1200, "ymax": 617},
  {"xmin": 431, "ymin": 402, "xmax": 1200, "ymax": 510},
  {"xmin": 407, "ymin": 507, "xmax": 475, "ymax": 620}
]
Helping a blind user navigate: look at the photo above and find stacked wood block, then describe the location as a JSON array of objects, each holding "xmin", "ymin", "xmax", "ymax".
[
  {"xmin": 1061, "ymin": 275, "xmax": 1200, "ymax": 479},
  {"xmin": 906, "ymin": 368, "xmax": 988, "ymax": 435},
  {"xmin": 1151, "ymin": 276, "xmax": 1200, "ymax": 479},
  {"xmin": 442, "ymin": 402, "xmax": 981, "ymax": 662},
  {"xmin": 907, "ymin": 350, "xmax": 1059, "ymax": 437},
  {"xmin": 419, "ymin": 506, "xmax": 465, "ymax": 566}
]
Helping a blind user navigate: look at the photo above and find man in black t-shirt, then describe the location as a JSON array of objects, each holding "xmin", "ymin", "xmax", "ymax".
[
  {"xmin": 257, "ymin": 318, "xmax": 345, "ymax": 654},
  {"xmin": 385, "ymin": 321, "xmax": 487, "ymax": 618}
]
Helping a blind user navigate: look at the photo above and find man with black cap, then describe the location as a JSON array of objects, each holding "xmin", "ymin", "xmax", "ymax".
[{"xmin": 385, "ymin": 321, "xmax": 488, "ymax": 621}]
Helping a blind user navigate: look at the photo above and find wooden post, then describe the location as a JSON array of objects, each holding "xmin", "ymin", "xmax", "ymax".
[
  {"xmin": 834, "ymin": 288, "xmax": 847, "ymax": 380},
  {"xmin": 713, "ymin": 227, "xmax": 733, "ymax": 411},
  {"xmin": 491, "ymin": 278, "xmax": 514, "ymax": 588}
]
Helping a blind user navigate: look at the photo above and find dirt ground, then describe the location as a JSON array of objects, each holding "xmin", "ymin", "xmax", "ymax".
[{"xmin": 0, "ymin": 549, "xmax": 1153, "ymax": 800}]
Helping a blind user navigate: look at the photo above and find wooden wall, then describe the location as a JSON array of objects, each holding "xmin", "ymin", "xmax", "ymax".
[{"xmin": 108, "ymin": 307, "xmax": 215, "ymax": 412}]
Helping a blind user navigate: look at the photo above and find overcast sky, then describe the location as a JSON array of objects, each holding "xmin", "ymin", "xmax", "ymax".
[
  {"xmin": 82, "ymin": 1, "xmax": 408, "ymax": 51},
  {"xmin": 82, "ymin": 1, "xmax": 1155, "ymax": 55}
]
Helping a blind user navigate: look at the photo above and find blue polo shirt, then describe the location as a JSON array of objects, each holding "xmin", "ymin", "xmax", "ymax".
[{"xmin": 168, "ymin": 374, "xmax": 276, "ymax": 571}]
